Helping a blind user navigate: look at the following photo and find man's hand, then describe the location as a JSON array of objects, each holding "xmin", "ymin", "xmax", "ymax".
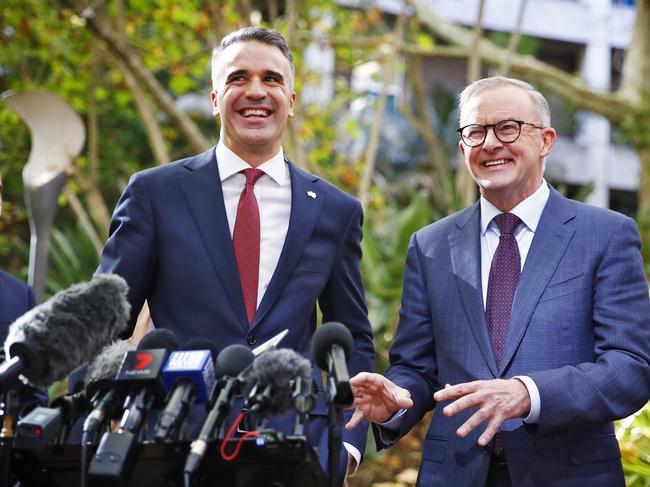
[
  {"xmin": 345, "ymin": 372, "xmax": 413, "ymax": 430},
  {"xmin": 433, "ymin": 378, "xmax": 531, "ymax": 446}
]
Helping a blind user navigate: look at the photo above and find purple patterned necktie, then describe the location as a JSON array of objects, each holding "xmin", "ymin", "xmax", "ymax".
[
  {"xmin": 486, "ymin": 213, "xmax": 522, "ymax": 369},
  {"xmin": 486, "ymin": 212, "xmax": 521, "ymax": 456},
  {"xmin": 233, "ymin": 168, "xmax": 265, "ymax": 325}
]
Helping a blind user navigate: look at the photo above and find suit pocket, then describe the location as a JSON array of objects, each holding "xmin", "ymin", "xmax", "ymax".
[
  {"xmin": 421, "ymin": 436, "xmax": 447, "ymax": 463},
  {"xmin": 538, "ymin": 272, "xmax": 586, "ymax": 303},
  {"xmin": 568, "ymin": 434, "xmax": 621, "ymax": 464}
]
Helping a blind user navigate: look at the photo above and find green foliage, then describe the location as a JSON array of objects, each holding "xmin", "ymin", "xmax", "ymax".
[
  {"xmin": 486, "ymin": 32, "xmax": 541, "ymax": 56},
  {"xmin": 362, "ymin": 191, "xmax": 437, "ymax": 370},
  {"xmin": 617, "ymin": 402, "xmax": 650, "ymax": 486}
]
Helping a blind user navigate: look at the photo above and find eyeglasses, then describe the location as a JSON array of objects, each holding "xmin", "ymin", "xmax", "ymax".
[{"xmin": 457, "ymin": 119, "xmax": 545, "ymax": 147}]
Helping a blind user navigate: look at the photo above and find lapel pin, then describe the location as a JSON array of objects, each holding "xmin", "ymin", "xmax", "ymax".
[{"xmin": 307, "ymin": 191, "xmax": 317, "ymax": 199}]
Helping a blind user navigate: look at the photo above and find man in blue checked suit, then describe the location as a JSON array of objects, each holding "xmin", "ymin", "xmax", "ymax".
[
  {"xmin": 98, "ymin": 28, "xmax": 373, "ymax": 484},
  {"xmin": 346, "ymin": 76, "xmax": 650, "ymax": 486}
]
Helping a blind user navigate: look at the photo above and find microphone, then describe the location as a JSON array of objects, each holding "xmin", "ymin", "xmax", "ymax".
[
  {"xmin": 0, "ymin": 274, "xmax": 130, "ymax": 391},
  {"xmin": 14, "ymin": 339, "xmax": 134, "ymax": 451},
  {"xmin": 184, "ymin": 344, "xmax": 254, "ymax": 479},
  {"xmin": 82, "ymin": 339, "xmax": 135, "ymax": 440},
  {"xmin": 154, "ymin": 338, "xmax": 218, "ymax": 442},
  {"xmin": 311, "ymin": 322, "xmax": 354, "ymax": 406},
  {"xmin": 88, "ymin": 329, "xmax": 179, "ymax": 486},
  {"xmin": 243, "ymin": 348, "xmax": 312, "ymax": 417},
  {"xmin": 115, "ymin": 329, "xmax": 179, "ymax": 433}
]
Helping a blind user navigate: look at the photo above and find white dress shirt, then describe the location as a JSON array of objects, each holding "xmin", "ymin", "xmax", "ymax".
[
  {"xmin": 215, "ymin": 142, "xmax": 362, "ymax": 467},
  {"xmin": 216, "ymin": 142, "xmax": 291, "ymax": 308}
]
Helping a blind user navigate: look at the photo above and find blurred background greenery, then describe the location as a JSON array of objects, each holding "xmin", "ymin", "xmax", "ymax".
[{"xmin": 1, "ymin": 0, "xmax": 649, "ymax": 485}]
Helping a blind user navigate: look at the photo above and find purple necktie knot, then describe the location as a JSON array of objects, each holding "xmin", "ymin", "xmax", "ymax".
[{"xmin": 494, "ymin": 213, "xmax": 521, "ymax": 235}]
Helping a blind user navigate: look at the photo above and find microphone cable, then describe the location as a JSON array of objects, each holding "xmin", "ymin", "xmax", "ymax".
[{"xmin": 219, "ymin": 411, "xmax": 259, "ymax": 462}]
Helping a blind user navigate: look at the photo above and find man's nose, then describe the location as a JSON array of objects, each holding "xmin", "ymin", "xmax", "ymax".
[
  {"xmin": 245, "ymin": 77, "xmax": 266, "ymax": 98},
  {"xmin": 482, "ymin": 126, "xmax": 503, "ymax": 151}
]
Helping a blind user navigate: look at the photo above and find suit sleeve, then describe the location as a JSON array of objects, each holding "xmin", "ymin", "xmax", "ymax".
[
  {"xmin": 97, "ymin": 174, "xmax": 157, "ymax": 336},
  {"xmin": 529, "ymin": 216, "xmax": 650, "ymax": 427},
  {"xmin": 375, "ymin": 233, "xmax": 439, "ymax": 447},
  {"xmin": 318, "ymin": 200, "xmax": 375, "ymax": 454}
]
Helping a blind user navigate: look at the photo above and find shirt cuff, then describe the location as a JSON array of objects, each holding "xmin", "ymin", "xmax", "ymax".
[
  {"xmin": 343, "ymin": 442, "xmax": 361, "ymax": 472},
  {"xmin": 375, "ymin": 408, "xmax": 407, "ymax": 445},
  {"xmin": 513, "ymin": 375, "xmax": 540, "ymax": 423}
]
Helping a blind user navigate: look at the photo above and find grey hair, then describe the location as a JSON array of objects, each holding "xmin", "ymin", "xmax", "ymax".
[
  {"xmin": 211, "ymin": 27, "xmax": 295, "ymax": 92},
  {"xmin": 458, "ymin": 75, "xmax": 551, "ymax": 127}
]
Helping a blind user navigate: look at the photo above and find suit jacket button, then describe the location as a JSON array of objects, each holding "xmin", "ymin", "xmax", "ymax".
[{"xmin": 247, "ymin": 335, "xmax": 256, "ymax": 346}]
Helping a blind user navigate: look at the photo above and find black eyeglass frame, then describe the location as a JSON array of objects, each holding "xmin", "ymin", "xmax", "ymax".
[{"xmin": 457, "ymin": 119, "xmax": 545, "ymax": 147}]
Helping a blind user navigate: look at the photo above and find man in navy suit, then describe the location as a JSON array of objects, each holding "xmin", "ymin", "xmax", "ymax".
[
  {"xmin": 98, "ymin": 27, "xmax": 374, "ymax": 482},
  {"xmin": 0, "ymin": 173, "xmax": 41, "ymax": 420},
  {"xmin": 346, "ymin": 76, "xmax": 650, "ymax": 486},
  {"xmin": 0, "ymin": 173, "xmax": 36, "ymax": 352}
]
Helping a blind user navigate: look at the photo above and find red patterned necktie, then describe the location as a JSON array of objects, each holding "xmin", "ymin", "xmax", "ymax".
[
  {"xmin": 486, "ymin": 212, "xmax": 521, "ymax": 455},
  {"xmin": 233, "ymin": 168, "xmax": 265, "ymax": 325}
]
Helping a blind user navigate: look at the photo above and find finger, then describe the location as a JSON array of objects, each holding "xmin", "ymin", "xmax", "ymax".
[
  {"xmin": 394, "ymin": 394, "xmax": 414, "ymax": 410},
  {"xmin": 350, "ymin": 372, "xmax": 382, "ymax": 387},
  {"xmin": 434, "ymin": 381, "xmax": 478, "ymax": 402},
  {"xmin": 345, "ymin": 408, "xmax": 366, "ymax": 430},
  {"xmin": 477, "ymin": 418, "xmax": 502, "ymax": 447},
  {"xmin": 442, "ymin": 392, "xmax": 482, "ymax": 416},
  {"xmin": 456, "ymin": 408, "xmax": 489, "ymax": 438}
]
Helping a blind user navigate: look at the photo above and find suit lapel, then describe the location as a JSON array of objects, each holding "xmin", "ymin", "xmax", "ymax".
[
  {"xmin": 177, "ymin": 148, "xmax": 248, "ymax": 331},
  {"xmin": 500, "ymin": 188, "xmax": 576, "ymax": 371},
  {"xmin": 449, "ymin": 204, "xmax": 499, "ymax": 377},
  {"xmin": 251, "ymin": 160, "xmax": 324, "ymax": 329}
]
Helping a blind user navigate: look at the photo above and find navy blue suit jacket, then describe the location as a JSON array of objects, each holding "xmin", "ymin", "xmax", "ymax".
[
  {"xmin": 379, "ymin": 188, "xmax": 650, "ymax": 486},
  {"xmin": 0, "ymin": 269, "xmax": 35, "ymax": 351},
  {"xmin": 98, "ymin": 147, "xmax": 374, "ymax": 474},
  {"xmin": 0, "ymin": 269, "xmax": 45, "ymax": 415}
]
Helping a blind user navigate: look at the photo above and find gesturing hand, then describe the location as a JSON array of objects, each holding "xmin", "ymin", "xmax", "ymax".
[
  {"xmin": 345, "ymin": 372, "xmax": 413, "ymax": 430},
  {"xmin": 433, "ymin": 378, "xmax": 531, "ymax": 446}
]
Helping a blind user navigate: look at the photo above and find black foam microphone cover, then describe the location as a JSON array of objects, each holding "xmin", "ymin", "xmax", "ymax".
[
  {"xmin": 137, "ymin": 328, "xmax": 180, "ymax": 351},
  {"xmin": 84, "ymin": 340, "xmax": 134, "ymax": 397},
  {"xmin": 243, "ymin": 348, "xmax": 312, "ymax": 415},
  {"xmin": 311, "ymin": 321, "xmax": 353, "ymax": 371},
  {"xmin": 3, "ymin": 274, "xmax": 130, "ymax": 387},
  {"xmin": 214, "ymin": 344, "xmax": 254, "ymax": 378}
]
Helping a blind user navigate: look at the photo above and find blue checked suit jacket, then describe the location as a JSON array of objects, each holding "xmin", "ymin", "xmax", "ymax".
[{"xmin": 377, "ymin": 187, "xmax": 650, "ymax": 486}]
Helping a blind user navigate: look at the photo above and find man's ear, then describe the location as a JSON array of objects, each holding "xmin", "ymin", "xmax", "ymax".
[
  {"xmin": 210, "ymin": 91, "xmax": 219, "ymax": 117},
  {"xmin": 288, "ymin": 92, "xmax": 296, "ymax": 118},
  {"xmin": 540, "ymin": 127, "xmax": 556, "ymax": 157}
]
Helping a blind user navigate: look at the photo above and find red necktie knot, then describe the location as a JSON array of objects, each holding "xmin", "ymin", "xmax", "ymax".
[{"xmin": 242, "ymin": 168, "xmax": 265, "ymax": 187}]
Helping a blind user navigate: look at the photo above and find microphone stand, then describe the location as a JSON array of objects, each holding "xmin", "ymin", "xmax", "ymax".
[
  {"xmin": 0, "ymin": 389, "xmax": 17, "ymax": 487},
  {"xmin": 326, "ymin": 376, "xmax": 343, "ymax": 487}
]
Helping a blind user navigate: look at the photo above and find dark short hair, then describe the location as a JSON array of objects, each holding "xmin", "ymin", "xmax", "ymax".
[{"xmin": 211, "ymin": 27, "xmax": 295, "ymax": 90}]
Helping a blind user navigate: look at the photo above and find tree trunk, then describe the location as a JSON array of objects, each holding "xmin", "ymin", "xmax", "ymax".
[
  {"xmin": 500, "ymin": 0, "xmax": 529, "ymax": 76},
  {"xmin": 406, "ymin": 0, "xmax": 633, "ymax": 123},
  {"xmin": 59, "ymin": 0, "xmax": 211, "ymax": 154}
]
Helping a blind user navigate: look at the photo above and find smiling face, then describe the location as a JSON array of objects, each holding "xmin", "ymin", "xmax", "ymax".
[
  {"xmin": 459, "ymin": 85, "xmax": 556, "ymax": 212},
  {"xmin": 210, "ymin": 40, "xmax": 295, "ymax": 166}
]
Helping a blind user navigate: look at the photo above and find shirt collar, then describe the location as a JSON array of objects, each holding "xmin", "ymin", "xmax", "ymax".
[
  {"xmin": 480, "ymin": 179, "xmax": 550, "ymax": 236},
  {"xmin": 216, "ymin": 141, "xmax": 287, "ymax": 185}
]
